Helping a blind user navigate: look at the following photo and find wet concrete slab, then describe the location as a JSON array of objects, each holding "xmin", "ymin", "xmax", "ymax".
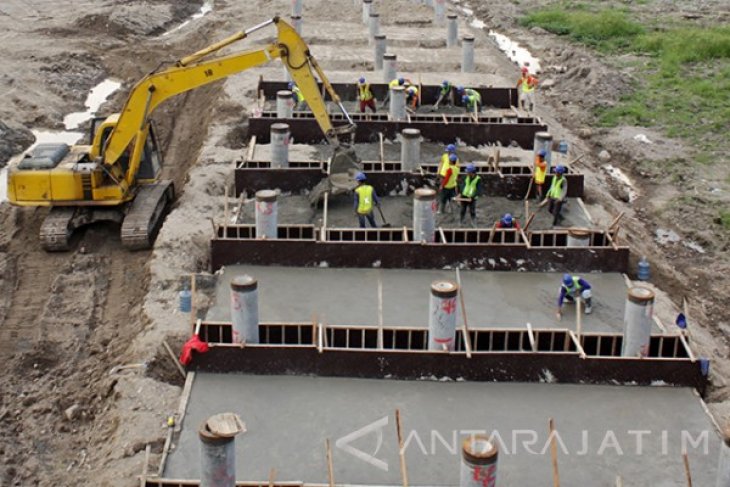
[
  {"xmin": 165, "ymin": 374, "xmax": 720, "ymax": 486},
  {"xmin": 206, "ymin": 266, "xmax": 649, "ymax": 333}
]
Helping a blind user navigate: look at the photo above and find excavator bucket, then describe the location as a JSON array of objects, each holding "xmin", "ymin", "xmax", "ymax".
[{"xmin": 308, "ymin": 144, "xmax": 362, "ymax": 206}]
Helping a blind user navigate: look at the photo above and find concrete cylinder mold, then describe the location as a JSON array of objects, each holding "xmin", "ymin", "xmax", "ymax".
[
  {"xmin": 230, "ymin": 275, "xmax": 260, "ymax": 344},
  {"xmin": 460, "ymin": 435, "xmax": 498, "ymax": 487},
  {"xmin": 428, "ymin": 280, "xmax": 459, "ymax": 351},
  {"xmin": 534, "ymin": 131, "xmax": 554, "ymax": 173},
  {"xmin": 413, "ymin": 188, "xmax": 436, "ymax": 243},
  {"xmin": 567, "ymin": 228, "xmax": 591, "ymax": 247},
  {"xmin": 389, "ymin": 86, "xmax": 407, "ymax": 122},
  {"xmin": 462, "ymin": 35, "xmax": 475, "ymax": 73},
  {"xmin": 255, "ymin": 190, "xmax": 278, "ymax": 240},
  {"xmin": 383, "ymin": 53, "xmax": 397, "ymax": 83},
  {"xmin": 292, "ymin": 0, "xmax": 303, "ymax": 16},
  {"xmin": 424, "ymin": 0, "xmax": 433, "ymax": 6},
  {"xmin": 369, "ymin": 13, "xmax": 380, "ymax": 43},
  {"xmin": 621, "ymin": 287, "xmax": 655, "ymax": 357},
  {"xmin": 434, "ymin": 0, "xmax": 446, "ymax": 25},
  {"xmin": 199, "ymin": 413, "xmax": 246, "ymax": 487},
  {"xmin": 374, "ymin": 35, "xmax": 387, "ymax": 70},
  {"xmin": 270, "ymin": 123, "xmax": 290, "ymax": 168},
  {"xmin": 362, "ymin": 0, "xmax": 372, "ymax": 24},
  {"xmin": 400, "ymin": 128, "xmax": 422, "ymax": 172},
  {"xmin": 447, "ymin": 14, "xmax": 459, "ymax": 48},
  {"xmin": 290, "ymin": 15, "xmax": 302, "ymax": 34},
  {"xmin": 276, "ymin": 90, "xmax": 294, "ymax": 119}
]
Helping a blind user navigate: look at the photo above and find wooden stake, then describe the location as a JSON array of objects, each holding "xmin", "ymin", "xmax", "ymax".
[
  {"xmin": 377, "ymin": 277, "xmax": 384, "ymax": 350},
  {"xmin": 379, "ymin": 132, "xmax": 385, "ymax": 171},
  {"xmin": 175, "ymin": 371, "xmax": 196, "ymax": 432},
  {"xmin": 523, "ymin": 212, "xmax": 538, "ymax": 232},
  {"xmin": 224, "ymin": 181, "xmax": 230, "ymax": 236},
  {"xmin": 615, "ymin": 475, "xmax": 623, "ymax": 487},
  {"xmin": 487, "ymin": 221, "xmax": 499, "ymax": 244},
  {"xmin": 683, "ymin": 452, "xmax": 693, "ymax": 487},
  {"xmin": 455, "ymin": 269, "xmax": 473, "ymax": 359},
  {"xmin": 523, "ymin": 176, "xmax": 534, "ymax": 200},
  {"xmin": 321, "ymin": 192, "xmax": 329, "ymax": 242},
  {"xmin": 576, "ymin": 197, "xmax": 594, "ymax": 225},
  {"xmin": 576, "ymin": 298, "xmax": 583, "ymax": 338},
  {"xmin": 162, "ymin": 340, "xmax": 186, "ymax": 380},
  {"xmin": 395, "ymin": 409, "xmax": 409, "ymax": 487},
  {"xmin": 549, "ymin": 418, "xmax": 561, "ymax": 487},
  {"xmin": 526, "ymin": 322, "xmax": 536, "ymax": 352},
  {"xmin": 524, "ymin": 200, "xmax": 530, "ymax": 222},
  {"xmin": 326, "ymin": 439, "xmax": 335, "ymax": 487},
  {"xmin": 442, "ymin": 113, "xmax": 449, "ymax": 125},
  {"xmin": 140, "ymin": 444, "xmax": 151, "ymax": 487},
  {"xmin": 190, "ymin": 273, "xmax": 197, "ymax": 333},
  {"xmin": 268, "ymin": 468, "xmax": 276, "ymax": 487},
  {"xmin": 607, "ymin": 212, "xmax": 625, "ymax": 232}
]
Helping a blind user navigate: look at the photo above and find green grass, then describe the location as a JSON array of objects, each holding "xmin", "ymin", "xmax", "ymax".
[{"xmin": 720, "ymin": 210, "xmax": 730, "ymax": 230}]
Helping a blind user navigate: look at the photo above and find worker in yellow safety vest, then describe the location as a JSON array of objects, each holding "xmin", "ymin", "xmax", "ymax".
[
  {"xmin": 381, "ymin": 77, "xmax": 409, "ymax": 107},
  {"xmin": 533, "ymin": 149, "xmax": 548, "ymax": 200},
  {"xmin": 437, "ymin": 144, "xmax": 459, "ymax": 175},
  {"xmin": 459, "ymin": 163, "xmax": 482, "ymax": 226},
  {"xmin": 405, "ymin": 85, "xmax": 419, "ymax": 111},
  {"xmin": 542, "ymin": 165, "xmax": 568, "ymax": 226},
  {"xmin": 357, "ymin": 76, "xmax": 376, "ymax": 113},
  {"xmin": 517, "ymin": 66, "xmax": 538, "ymax": 112},
  {"xmin": 289, "ymin": 81, "xmax": 306, "ymax": 110},
  {"xmin": 438, "ymin": 153, "xmax": 460, "ymax": 214},
  {"xmin": 353, "ymin": 172, "xmax": 381, "ymax": 228}
]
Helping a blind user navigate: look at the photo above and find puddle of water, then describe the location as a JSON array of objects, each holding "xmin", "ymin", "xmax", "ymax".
[
  {"xmin": 63, "ymin": 79, "xmax": 121, "ymax": 130},
  {"xmin": 162, "ymin": 0, "xmax": 213, "ymax": 37},
  {"xmin": 470, "ymin": 19, "xmax": 486, "ymax": 29},
  {"xmin": 604, "ymin": 164, "xmax": 639, "ymax": 202},
  {"xmin": 488, "ymin": 31, "xmax": 542, "ymax": 73}
]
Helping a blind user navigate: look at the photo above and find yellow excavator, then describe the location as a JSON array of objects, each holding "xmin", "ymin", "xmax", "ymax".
[{"xmin": 7, "ymin": 17, "xmax": 359, "ymax": 251}]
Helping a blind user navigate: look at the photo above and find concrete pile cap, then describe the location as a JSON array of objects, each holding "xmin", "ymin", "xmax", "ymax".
[
  {"xmin": 256, "ymin": 189, "xmax": 278, "ymax": 202},
  {"xmin": 628, "ymin": 286, "xmax": 655, "ymax": 303},
  {"xmin": 231, "ymin": 275, "xmax": 258, "ymax": 291},
  {"xmin": 462, "ymin": 434, "xmax": 498, "ymax": 464},
  {"xmin": 568, "ymin": 227, "xmax": 591, "ymax": 238},
  {"xmin": 277, "ymin": 90, "xmax": 293, "ymax": 97},
  {"xmin": 431, "ymin": 280, "xmax": 459, "ymax": 298},
  {"xmin": 414, "ymin": 187, "xmax": 437, "ymax": 200},
  {"xmin": 271, "ymin": 123, "xmax": 290, "ymax": 132},
  {"xmin": 402, "ymin": 128, "xmax": 421, "ymax": 138},
  {"xmin": 198, "ymin": 412, "xmax": 246, "ymax": 445}
]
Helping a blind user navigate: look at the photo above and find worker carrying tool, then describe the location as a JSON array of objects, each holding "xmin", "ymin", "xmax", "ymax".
[
  {"xmin": 458, "ymin": 163, "xmax": 482, "ymax": 226},
  {"xmin": 495, "ymin": 213, "xmax": 521, "ymax": 229},
  {"xmin": 438, "ymin": 144, "xmax": 459, "ymax": 175},
  {"xmin": 289, "ymin": 81, "xmax": 306, "ymax": 110},
  {"xmin": 541, "ymin": 165, "xmax": 568, "ymax": 226},
  {"xmin": 356, "ymin": 76, "xmax": 376, "ymax": 113},
  {"xmin": 381, "ymin": 77, "xmax": 409, "ymax": 107},
  {"xmin": 353, "ymin": 172, "xmax": 381, "ymax": 228},
  {"xmin": 533, "ymin": 149, "xmax": 548, "ymax": 200},
  {"xmin": 557, "ymin": 274, "xmax": 593, "ymax": 319},
  {"xmin": 438, "ymin": 153, "xmax": 460, "ymax": 214},
  {"xmin": 405, "ymin": 85, "xmax": 419, "ymax": 111},
  {"xmin": 516, "ymin": 66, "xmax": 538, "ymax": 112},
  {"xmin": 461, "ymin": 91, "xmax": 482, "ymax": 113},
  {"xmin": 432, "ymin": 80, "xmax": 456, "ymax": 109}
]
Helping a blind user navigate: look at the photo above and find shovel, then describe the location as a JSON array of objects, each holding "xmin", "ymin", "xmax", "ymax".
[{"xmin": 376, "ymin": 206, "xmax": 392, "ymax": 228}]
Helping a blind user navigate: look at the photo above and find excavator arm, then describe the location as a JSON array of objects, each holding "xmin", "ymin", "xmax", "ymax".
[{"xmin": 99, "ymin": 17, "xmax": 357, "ymax": 186}]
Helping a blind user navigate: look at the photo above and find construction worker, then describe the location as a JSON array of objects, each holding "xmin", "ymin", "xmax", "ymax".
[
  {"xmin": 461, "ymin": 92, "xmax": 482, "ymax": 113},
  {"xmin": 544, "ymin": 165, "xmax": 568, "ymax": 226},
  {"xmin": 459, "ymin": 163, "xmax": 481, "ymax": 226},
  {"xmin": 557, "ymin": 274, "xmax": 593, "ymax": 319},
  {"xmin": 405, "ymin": 85, "xmax": 419, "ymax": 111},
  {"xmin": 516, "ymin": 66, "xmax": 538, "ymax": 112},
  {"xmin": 438, "ymin": 144, "xmax": 459, "ymax": 175},
  {"xmin": 381, "ymin": 77, "xmax": 408, "ymax": 107},
  {"xmin": 433, "ymin": 80, "xmax": 455, "ymax": 109},
  {"xmin": 356, "ymin": 77, "xmax": 376, "ymax": 113},
  {"xmin": 289, "ymin": 81, "xmax": 305, "ymax": 110},
  {"xmin": 533, "ymin": 149, "xmax": 548, "ymax": 200},
  {"xmin": 353, "ymin": 172, "xmax": 380, "ymax": 228},
  {"xmin": 495, "ymin": 213, "xmax": 521, "ymax": 229},
  {"xmin": 439, "ymin": 153, "xmax": 460, "ymax": 214}
]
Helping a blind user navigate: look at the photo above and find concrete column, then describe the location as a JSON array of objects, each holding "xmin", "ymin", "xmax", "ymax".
[
  {"xmin": 460, "ymin": 435, "xmax": 498, "ymax": 487},
  {"xmin": 369, "ymin": 13, "xmax": 380, "ymax": 43},
  {"xmin": 292, "ymin": 0, "xmax": 303, "ymax": 16},
  {"xmin": 270, "ymin": 123, "xmax": 290, "ymax": 168},
  {"xmin": 716, "ymin": 433, "xmax": 730, "ymax": 487},
  {"xmin": 362, "ymin": 0, "xmax": 372, "ymax": 25},
  {"xmin": 424, "ymin": 0, "xmax": 433, "ymax": 6},
  {"xmin": 383, "ymin": 53, "xmax": 397, "ymax": 82},
  {"xmin": 231, "ymin": 276, "xmax": 260, "ymax": 344},
  {"xmin": 567, "ymin": 228, "xmax": 591, "ymax": 247},
  {"xmin": 389, "ymin": 86, "xmax": 407, "ymax": 121},
  {"xmin": 199, "ymin": 413, "xmax": 246, "ymax": 487},
  {"xmin": 447, "ymin": 14, "xmax": 458, "ymax": 48},
  {"xmin": 621, "ymin": 287, "xmax": 655, "ymax": 358},
  {"xmin": 374, "ymin": 34, "xmax": 387, "ymax": 70},
  {"xmin": 428, "ymin": 280, "xmax": 459, "ymax": 351},
  {"xmin": 434, "ymin": 0, "xmax": 446, "ymax": 26},
  {"xmin": 255, "ymin": 190, "xmax": 278, "ymax": 240},
  {"xmin": 462, "ymin": 35, "xmax": 475, "ymax": 73},
  {"xmin": 413, "ymin": 188, "xmax": 436, "ymax": 243},
  {"xmin": 276, "ymin": 90, "xmax": 294, "ymax": 118},
  {"xmin": 400, "ymin": 128, "xmax": 421, "ymax": 172},
  {"xmin": 290, "ymin": 15, "xmax": 302, "ymax": 35},
  {"xmin": 534, "ymin": 131, "xmax": 554, "ymax": 173}
]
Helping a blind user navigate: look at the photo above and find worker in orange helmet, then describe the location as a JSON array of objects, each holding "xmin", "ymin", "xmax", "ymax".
[{"xmin": 516, "ymin": 66, "xmax": 538, "ymax": 112}]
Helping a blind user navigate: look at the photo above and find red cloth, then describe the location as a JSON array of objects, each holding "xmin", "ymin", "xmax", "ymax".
[{"xmin": 179, "ymin": 334, "xmax": 209, "ymax": 366}]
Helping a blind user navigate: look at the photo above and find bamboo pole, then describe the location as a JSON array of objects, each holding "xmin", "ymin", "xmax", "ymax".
[
  {"xmin": 683, "ymin": 452, "xmax": 693, "ymax": 486},
  {"xmin": 377, "ymin": 277, "xmax": 384, "ymax": 350},
  {"xmin": 455, "ymin": 268, "xmax": 473, "ymax": 358},
  {"xmin": 395, "ymin": 409, "xmax": 409, "ymax": 487},
  {"xmin": 549, "ymin": 418, "xmax": 561, "ymax": 487},
  {"xmin": 326, "ymin": 439, "xmax": 335, "ymax": 487}
]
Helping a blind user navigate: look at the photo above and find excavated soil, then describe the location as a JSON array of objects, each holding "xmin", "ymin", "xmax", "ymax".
[{"xmin": 0, "ymin": 0, "xmax": 728, "ymax": 485}]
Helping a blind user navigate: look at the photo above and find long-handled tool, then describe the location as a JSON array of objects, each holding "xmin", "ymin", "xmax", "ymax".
[{"xmin": 376, "ymin": 206, "xmax": 392, "ymax": 228}]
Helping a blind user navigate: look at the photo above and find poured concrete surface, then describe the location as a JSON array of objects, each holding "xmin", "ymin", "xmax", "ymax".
[
  {"xmin": 165, "ymin": 374, "xmax": 720, "ymax": 486},
  {"xmin": 207, "ymin": 266, "xmax": 649, "ymax": 333}
]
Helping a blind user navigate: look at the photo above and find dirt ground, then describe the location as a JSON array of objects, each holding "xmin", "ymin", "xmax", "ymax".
[{"xmin": 0, "ymin": 0, "xmax": 728, "ymax": 485}]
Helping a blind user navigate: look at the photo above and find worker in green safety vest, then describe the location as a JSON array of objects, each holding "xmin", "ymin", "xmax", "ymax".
[
  {"xmin": 353, "ymin": 172, "xmax": 380, "ymax": 228},
  {"xmin": 542, "ymin": 165, "xmax": 568, "ymax": 226},
  {"xmin": 289, "ymin": 82, "xmax": 306, "ymax": 111},
  {"xmin": 459, "ymin": 163, "xmax": 482, "ymax": 226}
]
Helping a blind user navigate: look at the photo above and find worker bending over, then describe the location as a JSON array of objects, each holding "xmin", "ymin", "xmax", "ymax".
[
  {"xmin": 557, "ymin": 274, "xmax": 593, "ymax": 319},
  {"xmin": 459, "ymin": 163, "xmax": 482, "ymax": 226},
  {"xmin": 516, "ymin": 67, "xmax": 538, "ymax": 112},
  {"xmin": 433, "ymin": 80, "xmax": 456, "ymax": 109},
  {"xmin": 406, "ymin": 85, "xmax": 419, "ymax": 111},
  {"xmin": 533, "ymin": 149, "xmax": 548, "ymax": 200},
  {"xmin": 353, "ymin": 172, "xmax": 381, "ymax": 228},
  {"xmin": 495, "ymin": 213, "xmax": 520, "ymax": 229},
  {"xmin": 356, "ymin": 77, "xmax": 376, "ymax": 113},
  {"xmin": 544, "ymin": 165, "xmax": 568, "ymax": 226},
  {"xmin": 381, "ymin": 77, "xmax": 409, "ymax": 107},
  {"xmin": 461, "ymin": 91, "xmax": 482, "ymax": 113},
  {"xmin": 289, "ymin": 82, "xmax": 306, "ymax": 111},
  {"xmin": 439, "ymin": 153, "xmax": 460, "ymax": 214}
]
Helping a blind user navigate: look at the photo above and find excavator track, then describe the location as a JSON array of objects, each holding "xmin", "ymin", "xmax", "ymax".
[
  {"xmin": 120, "ymin": 181, "xmax": 175, "ymax": 250},
  {"xmin": 39, "ymin": 207, "xmax": 76, "ymax": 252}
]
